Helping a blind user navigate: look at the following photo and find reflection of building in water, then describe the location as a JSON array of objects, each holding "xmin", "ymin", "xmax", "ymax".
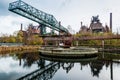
[
  {"xmin": 79, "ymin": 13, "xmax": 112, "ymax": 33},
  {"xmin": 61, "ymin": 63, "xmax": 74, "ymax": 73},
  {"xmin": 17, "ymin": 52, "xmax": 41, "ymax": 67},
  {"xmin": 89, "ymin": 60, "xmax": 104, "ymax": 77},
  {"xmin": 80, "ymin": 61, "xmax": 90, "ymax": 70},
  {"xmin": 37, "ymin": 58, "xmax": 46, "ymax": 69}
]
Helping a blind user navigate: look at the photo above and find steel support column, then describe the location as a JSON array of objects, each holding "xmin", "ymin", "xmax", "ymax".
[{"xmin": 40, "ymin": 24, "xmax": 46, "ymax": 35}]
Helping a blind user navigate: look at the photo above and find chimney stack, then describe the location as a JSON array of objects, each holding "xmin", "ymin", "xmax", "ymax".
[
  {"xmin": 110, "ymin": 13, "xmax": 112, "ymax": 32},
  {"xmin": 20, "ymin": 23, "xmax": 23, "ymax": 31},
  {"xmin": 81, "ymin": 22, "xmax": 83, "ymax": 27}
]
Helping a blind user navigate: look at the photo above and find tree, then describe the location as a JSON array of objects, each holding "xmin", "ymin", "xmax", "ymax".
[
  {"xmin": 27, "ymin": 35, "xmax": 43, "ymax": 45},
  {"xmin": 9, "ymin": 35, "xmax": 16, "ymax": 43},
  {"xmin": 16, "ymin": 31, "xmax": 24, "ymax": 43}
]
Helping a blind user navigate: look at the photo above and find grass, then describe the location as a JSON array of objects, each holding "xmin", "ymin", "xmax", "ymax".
[{"xmin": 0, "ymin": 45, "xmax": 40, "ymax": 53}]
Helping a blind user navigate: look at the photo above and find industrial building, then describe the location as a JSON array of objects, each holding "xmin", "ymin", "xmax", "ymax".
[{"xmin": 79, "ymin": 13, "xmax": 112, "ymax": 34}]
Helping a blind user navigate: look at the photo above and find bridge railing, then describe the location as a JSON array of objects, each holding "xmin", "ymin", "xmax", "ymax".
[
  {"xmin": 77, "ymin": 35, "xmax": 120, "ymax": 40},
  {"xmin": 43, "ymin": 35, "xmax": 120, "ymax": 41}
]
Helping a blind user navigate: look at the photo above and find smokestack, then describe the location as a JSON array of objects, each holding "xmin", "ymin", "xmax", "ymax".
[
  {"xmin": 81, "ymin": 22, "xmax": 83, "ymax": 27},
  {"xmin": 20, "ymin": 23, "xmax": 23, "ymax": 31},
  {"xmin": 59, "ymin": 21, "xmax": 61, "ymax": 35},
  {"xmin": 110, "ymin": 13, "xmax": 112, "ymax": 32}
]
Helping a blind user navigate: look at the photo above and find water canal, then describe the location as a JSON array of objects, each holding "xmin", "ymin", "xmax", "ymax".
[{"xmin": 0, "ymin": 51, "xmax": 120, "ymax": 80}]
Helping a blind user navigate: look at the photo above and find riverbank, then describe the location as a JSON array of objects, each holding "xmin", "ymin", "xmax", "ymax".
[{"xmin": 0, "ymin": 45, "xmax": 40, "ymax": 53}]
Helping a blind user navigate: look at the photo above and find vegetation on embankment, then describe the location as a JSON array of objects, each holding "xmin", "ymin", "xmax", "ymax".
[
  {"xmin": 0, "ymin": 31, "xmax": 43, "ymax": 45},
  {"xmin": 73, "ymin": 32, "xmax": 120, "ymax": 48},
  {"xmin": 0, "ymin": 45, "xmax": 40, "ymax": 53}
]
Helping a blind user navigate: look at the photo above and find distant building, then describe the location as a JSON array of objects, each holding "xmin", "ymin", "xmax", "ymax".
[
  {"xmin": 79, "ymin": 15, "xmax": 110, "ymax": 33},
  {"xmin": 27, "ymin": 24, "xmax": 40, "ymax": 34},
  {"xmin": 18, "ymin": 24, "xmax": 40, "ymax": 44},
  {"xmin": 79, "ymin": 25, "xmax": 89, "ymax": 33}
]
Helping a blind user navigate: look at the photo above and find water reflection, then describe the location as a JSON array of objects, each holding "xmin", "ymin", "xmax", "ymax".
[
  {"xmin": 0, "ymin": 52, "xmax": 120, "ymax": 80},
  {"xmin": 90, "ymin": 60, "xmax": 104, "ymax": 77},
  {"xmin": 0, "ymin": 51, "xmax": 41, "ymax": 80},
  {"xmin": 18, "ymin": 56, "xmax": 120, "ymax": 80},
  {"xmin": 61, "ymin": 63, "xmax": 74, "ymax": 73},
  {"xmin": 17, "ymin": 52, "xmax": 41, "ymax": 67}
]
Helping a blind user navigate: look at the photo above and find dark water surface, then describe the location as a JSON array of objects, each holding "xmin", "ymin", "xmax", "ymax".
[{"xmin": 0, "ymin": 52, "xmax": 120, "ymax": 80}]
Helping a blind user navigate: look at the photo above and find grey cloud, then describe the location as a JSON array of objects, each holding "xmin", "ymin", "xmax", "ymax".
[
  {"xmin": 61, "ymin": 0, "xmax": 71, "ymax": 7},
  {"xmin": 0, "ymin": 0, "xmax": 11, "ymax": 15},
  {"xmin": 0, "ymin": 0, "xmax": 23, "ymax": 16}
]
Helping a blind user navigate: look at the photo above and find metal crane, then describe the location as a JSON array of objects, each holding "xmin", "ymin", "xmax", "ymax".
[{"xmin": 8, "ymin": 0, "xmax": 69, "ymax": 35}]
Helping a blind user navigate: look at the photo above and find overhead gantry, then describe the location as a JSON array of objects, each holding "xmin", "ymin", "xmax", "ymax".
[{"xmin": 8, "ymin": 0, "xmax": 69, "ymax": 35}]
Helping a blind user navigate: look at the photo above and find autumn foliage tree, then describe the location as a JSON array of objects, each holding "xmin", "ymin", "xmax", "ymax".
[
  {"xmin": 27, "ymin": 35, "xmax": 43, "ymax": 45},
  {"xmin": 0, "ymin": 31, "xmax": 43, "ymax": 45}
]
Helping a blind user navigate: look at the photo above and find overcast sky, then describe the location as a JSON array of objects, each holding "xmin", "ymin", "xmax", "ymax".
[{"xmin": 0, "ymin": 0, "xmax": 120, "ymax": 35}]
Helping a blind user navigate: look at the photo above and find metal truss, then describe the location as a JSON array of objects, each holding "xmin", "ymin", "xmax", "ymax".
[{"xmin": 8, "ymin": 0, "xmax": 69, "ymax": 34}]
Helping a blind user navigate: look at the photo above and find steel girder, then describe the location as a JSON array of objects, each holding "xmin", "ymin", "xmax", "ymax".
[
  {"xmin": 8, "ymin": 0, "xmax": 69, "ymax": 33},
  {"xmin": 40, "ymin": 25, "xmax": 46, "ymax": 35}
]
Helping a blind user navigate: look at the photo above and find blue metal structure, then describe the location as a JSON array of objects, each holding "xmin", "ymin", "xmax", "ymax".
[{"xmin": 8, "ymin": 0, "xmax": 69, "ymax": 35}]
